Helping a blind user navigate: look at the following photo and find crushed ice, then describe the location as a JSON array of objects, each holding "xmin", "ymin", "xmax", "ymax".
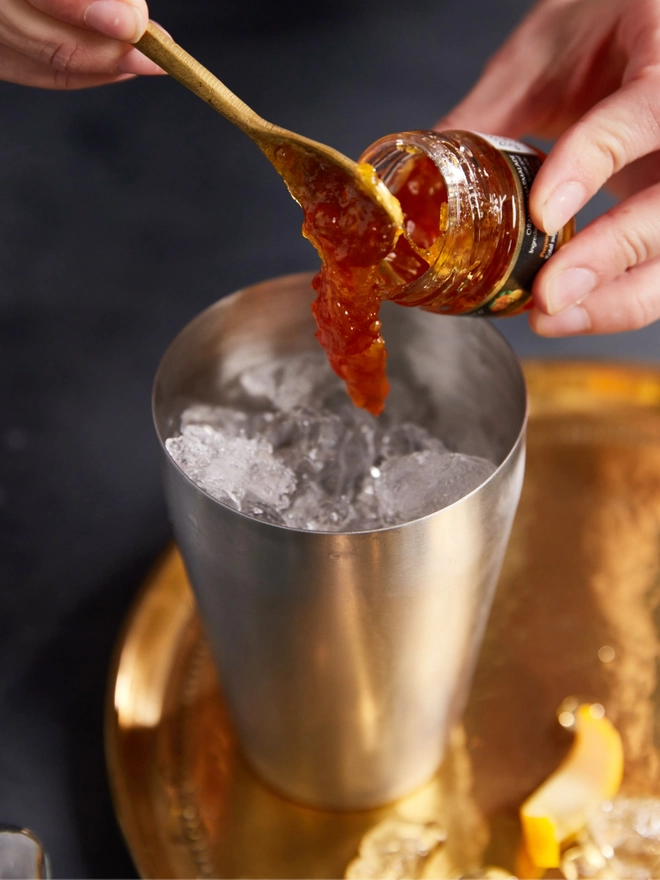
[{"xmin": 165, "ymin": 351, "xmax": 496, "ymax": 531}]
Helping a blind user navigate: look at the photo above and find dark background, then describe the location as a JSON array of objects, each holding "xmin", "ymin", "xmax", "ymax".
[{"xmin": 0, "ymin": 0, "xmax": 658, "ymax": 875}]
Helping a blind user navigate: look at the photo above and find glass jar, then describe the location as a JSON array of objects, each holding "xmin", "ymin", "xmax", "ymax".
[{"xmin": 359, "ymin": 130, "xmax": 574, "ymax": 317}]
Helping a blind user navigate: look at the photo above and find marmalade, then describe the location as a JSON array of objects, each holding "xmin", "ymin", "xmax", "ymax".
[
  {"xmin": 265, "ymin": 141, "xmax": 403, "ymax": 416},
  {"xmin": 266, "ymin": 130, "xmax": 573, "ymax": 416}
]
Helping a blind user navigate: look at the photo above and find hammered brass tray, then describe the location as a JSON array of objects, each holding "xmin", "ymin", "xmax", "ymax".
[{"xmin": 106, "ymin": 361, "xmax": 660, "ymax": 879}]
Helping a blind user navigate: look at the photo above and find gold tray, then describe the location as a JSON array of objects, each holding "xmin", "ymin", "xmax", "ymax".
[{"xmin": 106, "ymin": 361, "xmax": 660, "ymax": 879}]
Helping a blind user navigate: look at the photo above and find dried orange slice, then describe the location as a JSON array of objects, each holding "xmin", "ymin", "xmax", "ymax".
[{"xmin": 520, "ymin": 702, "xmax": 623, "ymax": 869}]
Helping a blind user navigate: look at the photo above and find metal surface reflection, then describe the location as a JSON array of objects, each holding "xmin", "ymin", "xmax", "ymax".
[
  {"xmin": 152, "ymin": 272, "xmax": 526, "ymax": 810},
  {"xmin": 107, "ymin": 361, "xmax": 660, "ymax": 879}
]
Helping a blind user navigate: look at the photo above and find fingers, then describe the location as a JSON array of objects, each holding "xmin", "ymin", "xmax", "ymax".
[
  {"xmin": 534, "ymin": 182, "xmax": 660, "ymax": 317},
  {"xmin": 27, "ymin": 0, "xmax": 147, "ymax": 41},
  {"xmin": 0, "ymin": 0, "xmax": 162, "ymax": 80},
  {"xmin": 530, "ymin": 255, "xmax": 660, "ymax": 335},
  {"xmin": 0, "ymin": 39, "xmax": 134, "ymax": 86},
  {"xmin": 530, "ymin": 73, "xmax": 660, "ymax": 233},
  {"xmin": 607, "ymin": 150, "xmax": 660, "ymax": 200},
  {"xmin": 530, "ymin": 174, "xmax": 660, "ymax": 337}
]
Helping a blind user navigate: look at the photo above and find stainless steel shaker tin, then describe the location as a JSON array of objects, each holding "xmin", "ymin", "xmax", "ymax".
[{"xmin": 153, "ymin": 272, "xmax": 527, "ymax": 809}]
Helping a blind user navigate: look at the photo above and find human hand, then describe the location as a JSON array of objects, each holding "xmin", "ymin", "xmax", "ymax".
[
  {"xmin": 436, "ymin": 0, "xmax": 660, "ymax": 337},
  {"xmin": 0, "ymin": 0, "xmax": 163, "ymax": 89}
]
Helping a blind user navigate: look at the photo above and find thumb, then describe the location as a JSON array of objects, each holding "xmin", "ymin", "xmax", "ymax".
[
  {"xmin": 27, "ymin": 0, "xmax": 148, "ymax": 42},
  {"xmin": 435, "ymin": 51, "xmax": 539, "ymax": 137},
  {"xmin": 434, "ymin": 0, "xmax": 574, "ymax": 138},
  {"xmin": 435, "ymin": 36, "xmax": 552, "ymax": 138}
]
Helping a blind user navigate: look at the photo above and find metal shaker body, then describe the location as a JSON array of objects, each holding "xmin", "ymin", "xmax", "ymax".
[{"xmin": 153, "ymin": 273, "xmax": 527, "ymax": 810}]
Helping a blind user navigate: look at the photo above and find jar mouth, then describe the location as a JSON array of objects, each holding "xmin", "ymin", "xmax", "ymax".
[{"xmin": 360, "ymin": 131, "xmax": 468, "ymax": 312}]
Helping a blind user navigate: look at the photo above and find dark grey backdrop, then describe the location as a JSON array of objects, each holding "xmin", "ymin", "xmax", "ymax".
[{"xmin": 1, "ymin": 0, "xmax": 657, "ymax": 876}]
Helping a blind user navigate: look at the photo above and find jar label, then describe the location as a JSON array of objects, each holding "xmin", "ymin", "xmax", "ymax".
[
  {"xmin": 473, "ymin": 132, "xmax": 539, "ymax": 157},
  {"xmin": 469, "ymin": 139, "xmax": 559, "ymax": 317}
]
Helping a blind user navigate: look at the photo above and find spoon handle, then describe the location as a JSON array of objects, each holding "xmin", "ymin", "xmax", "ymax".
[{"xmin": 135, "ymin": 22, "xmax": 270, "ymax": 141}]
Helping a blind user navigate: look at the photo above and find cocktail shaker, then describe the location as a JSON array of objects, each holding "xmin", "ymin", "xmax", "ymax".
[{"xmin": 153, "ymin": 272, "xmax": 527, "ymax": 810}]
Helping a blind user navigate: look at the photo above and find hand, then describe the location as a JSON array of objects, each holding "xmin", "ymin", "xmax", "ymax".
[
  {"xmin": 436, "ymin": 0, "xmax": 660, "ymax": 337},
  {"xmin": 0, "ymin": 0, "xmax": 163, "ymax": 89}
]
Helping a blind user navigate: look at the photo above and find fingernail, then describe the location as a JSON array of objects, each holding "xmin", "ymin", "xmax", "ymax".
[
  {"xmin": 149, "ymin": 20, "xmax": 173, "ymax": 39},
  {"xmin": 534, "ymin": 304, "xmax": 591, "ymax": 337},
  {"xmin": 117, "ymin": 47, "xmax": 165, "ymax": 75},
  {"xmin": 541, "ymin": 181, "xmax": 586, "ymax": 234},
  {"xmin": 545, "ymin": 267, "xmax": 597, "ymax": 314},
  {"xmin": 84, "ymin": 1, "xmax": 145, "ymax": 42}
]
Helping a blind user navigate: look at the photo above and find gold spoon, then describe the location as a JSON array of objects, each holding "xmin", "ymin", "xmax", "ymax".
[{"xmin": 134, "ymin": 22, "xmax": 403, "ymax": 235}]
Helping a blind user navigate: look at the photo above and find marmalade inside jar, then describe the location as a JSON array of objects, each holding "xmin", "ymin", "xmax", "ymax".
[{"xmin": 265, "ymin": 143, "xmax": 447, "ymax": 416}]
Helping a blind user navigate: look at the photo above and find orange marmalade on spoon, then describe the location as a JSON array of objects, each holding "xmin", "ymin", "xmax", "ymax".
[{"xmin": 267, "ymin": 130, "xmax": 573, "ymax": 416}]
